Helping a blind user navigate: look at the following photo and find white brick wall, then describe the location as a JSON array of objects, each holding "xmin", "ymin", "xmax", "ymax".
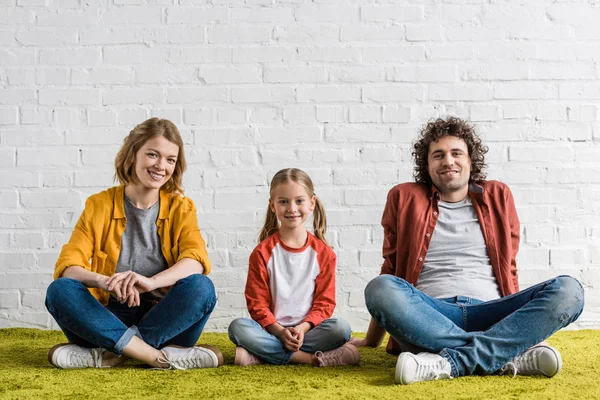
[{"xmin": 1, "ymin": 0, "xmax": 599, "ymax": 331}]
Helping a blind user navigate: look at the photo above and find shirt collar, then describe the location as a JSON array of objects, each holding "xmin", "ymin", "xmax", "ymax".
[
  {"xmin": 469, "ymin": 182, "xmax": 484, "ymax": 194},
  {"xmin": 429, "ymin": 184, "xmax": 441, "ymax": 201},
  {"xmin": 428, "ymin": 181, "xmax": 485, "ymax": 201}
]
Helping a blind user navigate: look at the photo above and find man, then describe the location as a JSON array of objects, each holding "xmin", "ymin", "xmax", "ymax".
[{"xmin": 351, "ymin": 117, "xmax": 584, "ymax": 385}]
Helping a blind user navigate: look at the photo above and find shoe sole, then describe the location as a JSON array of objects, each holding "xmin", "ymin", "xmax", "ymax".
[
  {"xmin": 234, "ymin": 346, "xmax": 250, "ymax": 366},
  {"xmin": 342, "ymin": 344, "xmax": 361, "ymax": 366},
  {"xmin": 234, "ymin": 347, "xmax": 264, "ymax": 367},
  {"xmin": 395, "ymin": 353, "xmax": 409, "ymax": 385},
  {"xmin": 199, "ymin": 344, "xmax": 224, "ymax": 367},
  {"xmin": 552, "ymin": 349, "xmax": 563, "ymax": 377},
  {"xmin": 48, "ymin": 343, "xmax": 70, "ymax": 368},
  {"xmin": 540, "ymin": 346, "xmax": 563, "ymax": 377}
]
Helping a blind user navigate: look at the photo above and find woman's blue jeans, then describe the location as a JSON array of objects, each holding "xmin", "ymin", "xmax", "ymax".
[
  {"xmin": 365, "ymin": 274, "xmax": 584, "ymax": 377},
  {"xmin": 228, "ymin": 317, "xmax": 351, "ymax": 365},
  {"xmin": 45, "ymin": 274, "xmax": 216, "ymax": 356}
]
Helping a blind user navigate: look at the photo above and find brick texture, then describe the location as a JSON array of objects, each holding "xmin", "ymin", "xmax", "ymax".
[{"xmin": 0, "ymin": 1, "xmax": 598, "ymax": 331}]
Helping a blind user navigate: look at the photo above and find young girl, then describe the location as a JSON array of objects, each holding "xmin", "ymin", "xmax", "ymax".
[
  {"xmin": 45, "ymin": 118, "xmax": 222, "ymax": 370},
  {"xmin": 228, "ymin": 168, "xmax": 360, "ymax": 367}
]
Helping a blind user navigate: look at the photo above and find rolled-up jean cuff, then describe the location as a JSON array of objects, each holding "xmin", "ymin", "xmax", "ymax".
[
  {"xmin": 114, "ymin": 325, "xmax": 142, "ymax": 355},
  {"xmin": 439, "ymin": 349, "xmax": 458, "ymax": 377}
]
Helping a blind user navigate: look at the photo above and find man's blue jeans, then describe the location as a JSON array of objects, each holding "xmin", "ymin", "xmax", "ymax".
[
  {"xmin": 228, "ymin": 317, "xmax": 351, "ymax": 365},
  {"xmin": 365, "ymin": 274, "xmax": 584, "ymax": 377},
  {"xmin": 45, "ymin": 274, "xmax": 216, "ymax": 356}
]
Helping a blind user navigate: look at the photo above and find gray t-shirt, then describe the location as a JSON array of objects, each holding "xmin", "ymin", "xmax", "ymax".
[
  {"xmin": 116, "ymin": 196, "xmax": 168, "ymax": 299},
  {"xmin": 415, "ymin": 196, "xmax": 501, "ymax": 301}
]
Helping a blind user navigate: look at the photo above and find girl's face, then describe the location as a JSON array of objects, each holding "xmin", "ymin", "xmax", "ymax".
[
  {"xmin": 132, "ymin": 135, "xmax": 179, "ymax": 192},
  {"xmin": 270, "ymin": 181, "xmax": 316, "ymax": 232}
]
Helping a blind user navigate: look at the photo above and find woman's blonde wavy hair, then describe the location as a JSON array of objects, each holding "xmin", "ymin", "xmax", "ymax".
[
  {"xmin": 258, "ymin": 168, "xmax": 329, "ymax": 246},
  {"xmin": 114, "ymin": 118, "xmax": 186, "ymax": 195}
]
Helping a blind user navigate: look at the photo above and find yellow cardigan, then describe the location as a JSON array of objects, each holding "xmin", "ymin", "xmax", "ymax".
[{"xmin": 54, "ymin": 185, "xmax": 211, "ymax": 305}]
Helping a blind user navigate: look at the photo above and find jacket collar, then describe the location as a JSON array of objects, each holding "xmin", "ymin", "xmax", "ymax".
[
  {"xmin": 428, "ymin": 181, "xmax": 485, "ymax": 201},
  {"xmin": 157, "ymin": 190, "xmax": 170, "ymax": 220},
  {"xmin": 429, "ymin": 184, "xmax": 441, "ymax": 201},
  {"xmin": 114, "ymin": 185, "xmax": 126, "ymax": 219},
  {"xmin": 469, "ymin": 182, "xmax": 484, "ymax": 194},
  {"xmin": 113, "ymin": 185, "xmax": 170, "ymax": 220}
]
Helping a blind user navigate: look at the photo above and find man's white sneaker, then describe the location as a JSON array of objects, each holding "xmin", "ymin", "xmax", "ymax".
[
  {"xmin": 48, "ymin": 343, "xmax": 105, "ymax": 369},
  {"xmin": 500, "ymin": 345, "xmax": 562, "ymax": 378},
  {"xmin": 159, "ymin": 345, "xmax": 223, "ymax": 370},
  {"xmin": 395, "ymin": 352, "xmax": 453, "ymax": 385}
]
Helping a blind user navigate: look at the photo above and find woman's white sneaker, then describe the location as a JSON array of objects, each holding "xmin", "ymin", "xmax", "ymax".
[
  {"xmin": 159, "ymin": 345, "xmax": 223, "ymax": 370},
  {"xmin": 48, "ymin": 343, "xmax": 105, "ymax": 369}
]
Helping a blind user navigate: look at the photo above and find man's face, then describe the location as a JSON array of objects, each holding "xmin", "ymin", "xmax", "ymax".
[{"xmin": 427, "ymin": 136, "xmax": 471, "ymax": 200}]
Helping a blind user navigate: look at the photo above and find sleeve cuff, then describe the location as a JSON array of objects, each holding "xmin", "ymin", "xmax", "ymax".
[
  {"xmin": 178, "ymin": 252, "xmax": 211, "ymax": 275},
  {"xmin": 256, "ymin": 315, "xmax": 277, "ymax": 329},
  {"xmin": 303, "ymin": 314, "xmax": 325, "ymax": 328}
]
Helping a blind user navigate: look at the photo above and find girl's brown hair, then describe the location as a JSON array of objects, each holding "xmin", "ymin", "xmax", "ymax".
[
  {"xmin": 258, "ymin": 168, "xmax": 329, "ymax": 246},
  {"xmin": 114, "ymin": 118, "xmax": 186, "ymax": 194}
]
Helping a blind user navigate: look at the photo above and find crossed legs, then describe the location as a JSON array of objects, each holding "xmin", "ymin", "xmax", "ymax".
[
  {"xmin": 45, "ymin": 274, "xmax": 217, "ymax": 368},
  {"xmin": 365, "ymin": 274, "xmax": 584, "ymax": 377}
]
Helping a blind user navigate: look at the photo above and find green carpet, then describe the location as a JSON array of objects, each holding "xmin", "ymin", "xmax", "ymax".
[{"xmin": 0, "ymin": 329, "xmax": 599, "ymax": 400}]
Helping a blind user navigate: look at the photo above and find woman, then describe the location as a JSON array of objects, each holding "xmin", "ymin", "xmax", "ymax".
[{"xmin": 45, "ymin": 118, "xmax": 221, "ymax": 370}]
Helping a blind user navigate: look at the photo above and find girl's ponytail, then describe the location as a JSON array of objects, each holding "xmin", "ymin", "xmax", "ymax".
[
  {"xmin": 258, "ymin": 204, "xmax": 279, "ymax": 243},
  {"xmin": 312, "ymin": 196, "xmax": 329, "ymax": 247}
]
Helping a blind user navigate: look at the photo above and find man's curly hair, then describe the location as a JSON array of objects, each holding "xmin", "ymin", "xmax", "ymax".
[{"xmin": 412, "ymin": 117, "xmax": 488, "ymax": 185}]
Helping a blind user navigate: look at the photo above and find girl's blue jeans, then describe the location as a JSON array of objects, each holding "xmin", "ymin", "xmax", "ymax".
[
  {"xmin": 228, "ymin": 317, "xmax": 351, "ymax": 364},
  {"xmin": 45, "ymin": 274, "xmax": 216, "ymax": 355},
  {"xmin": 365, "ymin": 274, "xmax": 584, "ymax": 377}
]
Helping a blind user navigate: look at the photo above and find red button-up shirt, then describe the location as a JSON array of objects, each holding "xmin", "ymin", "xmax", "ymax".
[{"xmin": 380, "ymin": 180, "xmax": 520, "ymax": 354}]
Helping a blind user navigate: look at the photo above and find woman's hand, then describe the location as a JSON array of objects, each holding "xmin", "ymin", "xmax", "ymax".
[
  {"xmin": 120, "ymin": 285, "xmax": 140, "ymax": 308},
  {"xmin": 97, "ymin": 273, "xmax": 138, "ymax": 307},
  {"xmin": 106, "ymin": 271, "xmax": 156, "ymax": 307}
]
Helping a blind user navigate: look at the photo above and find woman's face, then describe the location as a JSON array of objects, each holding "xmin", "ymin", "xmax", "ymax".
[{"xmin": 132, "ymin": 135, "xmax": 179, "ymax": 191}]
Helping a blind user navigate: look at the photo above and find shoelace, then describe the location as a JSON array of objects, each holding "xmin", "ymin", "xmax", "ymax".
[
  {"xmin": 155, "ymin": 355, "xmax": 176, "ymax": 370},
  {"xmin": 313, "ymin": 350, "xmax": 339, "ymax": 367},
  {"xmin": 158, "ymin": 348, "xmax": 212, "ymax": 370},
  {"xmin": 500, "ymin": 361, "xmax": 518, "ymax": 378},
  {"xmin": 414, "ymin": 359, "xmax": 452, "ymax": 381},
  {"xmin": 69, "ymin": 348, "xmax": 102, "ymax": 368},
  {"xmin": 501, "ymin": 351, "xmax": 540, "ymax": 377}
]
